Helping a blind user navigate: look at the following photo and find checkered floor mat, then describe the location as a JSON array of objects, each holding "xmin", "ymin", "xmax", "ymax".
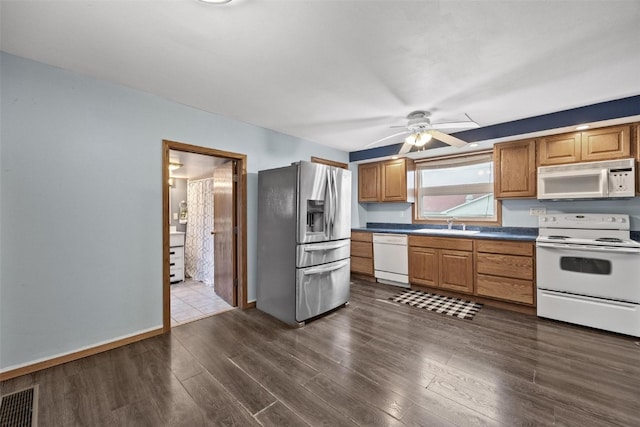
[{"xmin": 389, "ymin": 290, "xmax": 483, "ymax": 320}]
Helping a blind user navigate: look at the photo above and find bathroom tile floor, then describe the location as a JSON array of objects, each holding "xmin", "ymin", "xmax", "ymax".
[{"xmin": 170, "ymin": 279, "xmax": 234, "ymax": 327}]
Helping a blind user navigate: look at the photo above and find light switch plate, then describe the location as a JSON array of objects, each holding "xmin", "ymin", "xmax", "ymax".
[
  {"xmin": 529, "ymin": 207, "xmax": 546, "ymax": 216},
  {"xmin": 173, "ymin": 212, "xmax": 178, "ymax": 220}
]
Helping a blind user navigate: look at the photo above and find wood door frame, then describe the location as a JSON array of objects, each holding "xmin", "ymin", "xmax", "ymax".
[{"xmin": 162, "ymin": 140, "xmax": 248, "ymax": 333}]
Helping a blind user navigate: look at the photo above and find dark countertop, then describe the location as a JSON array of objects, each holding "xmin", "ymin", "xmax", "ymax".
[{"xmin": 352, "ymin": 222, "xmax": 538, "ymax": 242}]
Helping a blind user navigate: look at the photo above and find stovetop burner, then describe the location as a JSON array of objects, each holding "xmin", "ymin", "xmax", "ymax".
[{"xmin": 536, "ymin": 213, "xmax": 640, "ymax": 249}]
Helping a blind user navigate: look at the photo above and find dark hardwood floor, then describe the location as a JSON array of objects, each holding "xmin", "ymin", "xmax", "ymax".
[{"xmin": 3, "ymin": 279, "xmax": 640, "ymax": 426}]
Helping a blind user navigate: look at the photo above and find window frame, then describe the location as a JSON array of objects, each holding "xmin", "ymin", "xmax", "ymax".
[{"xmin": 412, "ymin": 151, "xmax": 502, "ymax": 226}]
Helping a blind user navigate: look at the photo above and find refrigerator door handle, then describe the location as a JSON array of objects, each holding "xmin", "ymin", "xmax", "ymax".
[
  {"xmin": 325, "ymin": 168, "xmax": 333, "ymax": 238},
  {"xmin": 302, "ymin": 260, "xmax": 349, "ymax": 276},
  {"xmin": 303, "ymin": 241, "xmax": 350, "ymax": 252},
  {"xmin": 331, "ymin": 169, "xmax": 338, "ymax": 237}
]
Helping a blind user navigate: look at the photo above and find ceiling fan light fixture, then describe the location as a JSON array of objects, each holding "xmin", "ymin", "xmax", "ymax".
[
  {"xmin": 414, "ymin": 132, "xmax": 432, "ymax": 147},
  {"xmin": 404, "ymin": 134, "xmax": 418, "ymax": 145}
]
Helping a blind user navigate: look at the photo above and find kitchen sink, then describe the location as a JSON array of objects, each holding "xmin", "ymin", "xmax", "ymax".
[{"xmin": 414, "ymin": 229, "xmax": 481, "ymax": 235}]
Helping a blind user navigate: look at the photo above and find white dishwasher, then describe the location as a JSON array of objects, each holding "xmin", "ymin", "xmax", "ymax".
[{"xmin": 372, "ymin": 233, "xmax": 409, "ymax": 288}]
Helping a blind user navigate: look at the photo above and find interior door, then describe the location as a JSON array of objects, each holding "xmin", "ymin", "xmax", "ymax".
[{"xmin": 213, "ymin": 160, "xmax": 236, "ymax": 306}]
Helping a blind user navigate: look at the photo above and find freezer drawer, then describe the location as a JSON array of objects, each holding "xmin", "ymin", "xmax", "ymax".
[
  {"xmin": 296, "ymin": 259, "xmax": 350, "ymax": 322},
  {"xmin": 296, "ymin": 239, "xmax": 350, "ymax": 268}
]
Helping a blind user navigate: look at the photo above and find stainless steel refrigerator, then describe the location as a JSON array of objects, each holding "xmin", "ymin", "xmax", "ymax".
[{"xmin": 257, "ymin": 161, "xmax": 351, "ymax": 326}]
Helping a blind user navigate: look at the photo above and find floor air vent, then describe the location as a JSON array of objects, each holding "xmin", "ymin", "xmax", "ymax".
[{"xmin": 0, "ymin": 385, "xmax": 38, "ymax": 427}]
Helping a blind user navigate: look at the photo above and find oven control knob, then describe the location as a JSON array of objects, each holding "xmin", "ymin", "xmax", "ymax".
[
  {"xmin": 550, "ymin": 216, "xmax": 556, "ymax": 222},
  {"xmin": 541, "ymin": 217, "xmax": 548, "ymax": 222},
  {"xmin": 607, "ymin": 217, "xmax": 616, "ymax": 222}
]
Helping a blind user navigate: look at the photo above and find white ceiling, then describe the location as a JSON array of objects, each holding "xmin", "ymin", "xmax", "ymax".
[{"xmin": 2, "ymin": 0, "xmax": 639, "ymax": 153}]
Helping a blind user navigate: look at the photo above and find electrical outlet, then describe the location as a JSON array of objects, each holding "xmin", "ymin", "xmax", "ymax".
[
  {"xmin": 399, "ymin": 211, "xmax": 404, "ymax": 218},
  {"xmin": 529, "ymin": 207, "xmax": 546, "ymax": 216}
]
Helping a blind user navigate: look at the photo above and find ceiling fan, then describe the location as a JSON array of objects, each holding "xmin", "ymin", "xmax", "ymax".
[{"xmin": 364, "ymin": 111, "xmax": 479, "ymax": 154}]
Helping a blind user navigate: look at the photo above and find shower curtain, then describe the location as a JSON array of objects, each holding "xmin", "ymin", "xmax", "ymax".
[{"xmin": 185, "ymin": 178, "xmax": 215, "ymax": 286}]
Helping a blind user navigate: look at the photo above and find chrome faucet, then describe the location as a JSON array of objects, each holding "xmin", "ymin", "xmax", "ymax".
[
  {"xmin": 447, "ymin": 218, "xmax": 454, "ymax": 230},
  {"xmin": 462, "ymin": 223, "xmax": 467, "ymax": 231}
]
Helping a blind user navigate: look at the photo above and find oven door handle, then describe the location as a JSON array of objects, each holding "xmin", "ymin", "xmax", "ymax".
[{"xmin": 537, "ymin": 241, "xmax": 640, "ymax": 255}]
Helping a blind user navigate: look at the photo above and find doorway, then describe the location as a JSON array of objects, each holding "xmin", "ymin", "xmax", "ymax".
[{"xmin": 162, "ymin": 140, "xmax": 248, "ymax": 332}]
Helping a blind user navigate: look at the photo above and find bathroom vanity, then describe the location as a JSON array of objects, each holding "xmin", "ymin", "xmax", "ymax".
[{"xmin": 169, "ymin": 232, "xmax": 185, "ymax": 283}]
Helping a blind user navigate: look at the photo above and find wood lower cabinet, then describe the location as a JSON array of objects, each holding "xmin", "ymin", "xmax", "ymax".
[
  {"xmin": 494, "ymin": 139, "xmax": 536, "ymax": 198},
  {"xmin": 358, "ymin": 158, "xmax": 414, "ymax": 203},
  {"xmin": 351, "ymin": 231, "xmax": 374, "ymax": 276},
  {"xmin": 408, "ymin": 236, "xmax": 473, "ymax": 293},
  {"xmin": 475, "ymin": 240, "xmax": 535, "ymax": 305},
  {"xmin": 538, "ymin": 125, "xmax": 631, "ymax": 166},
  {"xmin": 439, "ymin": 249, "xmax": 474, "ymax": 293},
  {"xmin": 408, "ymin": 247, "xmax": 438, "ymax": 287}
]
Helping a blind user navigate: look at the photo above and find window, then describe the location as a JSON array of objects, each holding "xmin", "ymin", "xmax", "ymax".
[{"xmin": 415, "ymin": 152, "xmax": 497, "ymax": 222}]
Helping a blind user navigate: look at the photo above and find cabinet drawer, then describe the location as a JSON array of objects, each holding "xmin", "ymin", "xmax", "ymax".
[
  {"xmin": 170, "ymin": 233, "xmax": 185, "ymax": 247},
  {"xmin": 476, "ymin": 240, "xmax": 533, "ymax": 256},
  {"xmin": 351, "ymin": 231, "xmax": 373, "ymax": 243},
  {"xmin": 408, "ymin": 236, "xmax": 473, "ymax": 251},
  {"xmin": 476, "ymin": 253, "xmax": 533, "ymax": 280},
  {"xmin": 477, "ymin": 274, "xmax": 534, "ymax": 305},
  {"xmin": 170, "ymin": 267, "xmax": 184, "ymax": 283},
  {"xmin": 351, "ymin": 241, "xmax": 373, "ymax": 258},
  {"xmin": 169, "ymin": 246, "xmax": 184, "ymax": 261},
  {"xmin": 351, "ymin": 256, "xmax": 373, "ymax": 275}
]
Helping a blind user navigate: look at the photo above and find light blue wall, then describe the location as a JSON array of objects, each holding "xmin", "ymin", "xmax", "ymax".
[
  {"xmin": 354, "ymin": 191, "xmax": 640, "ymax": 229},
  {"xmin": 502, "ymin": 198, "xmax": 640, "ymax": 229},
  {"xmin": 0, "ymin": 53, "xmax": 348, "ymax": 370}
]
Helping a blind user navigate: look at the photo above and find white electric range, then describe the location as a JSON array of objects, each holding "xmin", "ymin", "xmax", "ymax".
[{"xmin": 536, "ymin": 213, "xmax": 640, "ymax": 337}]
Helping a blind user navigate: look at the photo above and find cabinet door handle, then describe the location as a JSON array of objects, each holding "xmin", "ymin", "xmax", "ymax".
[
  {"xmin": 170, "ymin": 263, "xmax": 175, "ymax": 266},
  {"xmin": 170, "ymin": 251, "xmax": 175, "ymax": 255},
  {"xmin": 170, "ymin": 274, "xmax": 175, "ymax": 278}
]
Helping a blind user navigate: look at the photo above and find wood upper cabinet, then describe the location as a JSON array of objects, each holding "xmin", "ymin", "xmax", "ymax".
[
  {"xmin": 358, "ymin": 163, "xmax": 381, "ymax": 202},
  {"xmin": 538, "ymin": 125, "xmax": 631, "ymax": 166},
  {"xmin": 408, "ymin": 236, "xmax": 473, "ymax": 293},
  {"xmin": 634, "ymin": 124, "xmax": 640, "ymax": 195},
  {"xmin": 350, "ymin": 231, "xmax": 374, "ymax": 276},
  {"xmin": 537, "ymin": 132, "xmax": 581, "ymax": 165},
  {"xmin": 581, "ymin": 126, "xmax": 630, "ymax": 161},
  {"xmin": 381, "ymin": 158, "xmax": 413, "ymax": 202},
  {"xmin": 494, "ymin": 139, "xmax": 536, "ymax": 198},
  {"xmin": 358, "ymin": 158, "xmax": 415, "ymax": 203}
]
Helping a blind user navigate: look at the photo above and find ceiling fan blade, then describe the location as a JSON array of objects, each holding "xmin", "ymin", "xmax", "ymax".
[
  {"xmin": 363, "ymin": 130, "xmax": 410, "ymax": 148},
  {"xmin": 429, "ymin": 130, "xmax": 468, "ymax": 148},
  {"xmin": 431, "ymin": 121, "xmax": 479, "ymax": 130},
  {"xmin": 398, "ymin": 142, "xmax": 413, "ymax": 155}
]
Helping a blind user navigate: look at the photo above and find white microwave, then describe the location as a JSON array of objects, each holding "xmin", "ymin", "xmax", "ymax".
[{"xmin": 537, "ymin": 158, "xmax": 635, "ymax": 200}]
